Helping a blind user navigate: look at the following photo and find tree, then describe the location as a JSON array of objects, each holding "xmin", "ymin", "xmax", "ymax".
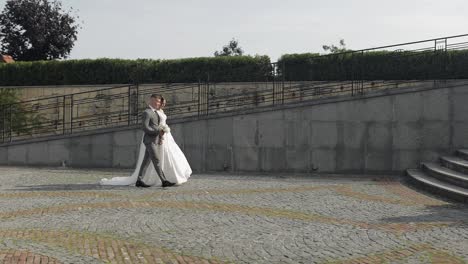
[
  {"xmin": 214, "ymin": 38, "xmax": 244, "ymax": 57},
  {"xmin": 0, "ymin": 0, "xmax": 80, "ymax": 61},
  {"xmin": 0, "ymin": 89, "xmax": 47, "ymax": 140},
  {"xmin": 322, "ymin": 39, "xmax": 349, "ymax": 54}
]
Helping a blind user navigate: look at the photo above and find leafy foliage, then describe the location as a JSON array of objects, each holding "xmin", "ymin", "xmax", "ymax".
[
  {"xmin": 0, "ymin": 0, "xmax": 80, "ymax": 61},
  {"xmin": 0, "ymin": 88, "xmax": 46, "ymax": 137},
  {"xmin": 322, "ymin": 39, "xmax": 349, "ymax": 54},
  {"xmin": 214, "ymin": 39, "xmax": 244, "ymax": 57}
]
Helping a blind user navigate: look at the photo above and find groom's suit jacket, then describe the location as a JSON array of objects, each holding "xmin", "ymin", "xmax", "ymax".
[{"xmin": 142, "ymin": 108, "xmax": 161, "ymax": 145}]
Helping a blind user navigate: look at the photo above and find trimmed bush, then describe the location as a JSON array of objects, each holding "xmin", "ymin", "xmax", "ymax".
[
  {"xmin": 0, "ymin": 56, "xmax": 272, "ymax": 86},
  {"xmin": 278, "ymin": 50, "xmax": 468, "ymax": 81}
]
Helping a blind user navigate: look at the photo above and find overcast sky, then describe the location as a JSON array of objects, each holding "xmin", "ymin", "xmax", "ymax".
[{"xmin": 1, "ymin": 0, "xmax": 468, "ymax": 61}]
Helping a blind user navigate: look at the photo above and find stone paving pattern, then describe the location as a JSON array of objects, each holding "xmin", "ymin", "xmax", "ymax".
[{"xmin": 0, "ymin": 166, "xmax": 467, "ymax": 263}]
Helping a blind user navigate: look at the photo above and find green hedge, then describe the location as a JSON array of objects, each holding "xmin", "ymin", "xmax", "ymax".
[
  {"xmin": 0, "ymin": 56, "xmax": 272, "ymax": 86},
  {"xmin": 3, "ymin": 50, "xmax": 468, "ymax": 85},
  {"xmin": 278, "ymin": 50, "xmax": 468, "ymax": 81}
]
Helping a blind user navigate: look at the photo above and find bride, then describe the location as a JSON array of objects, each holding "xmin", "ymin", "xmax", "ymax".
[{"xmin": 100, "ymin": 95, "xmax": 192, "ymax": 186}]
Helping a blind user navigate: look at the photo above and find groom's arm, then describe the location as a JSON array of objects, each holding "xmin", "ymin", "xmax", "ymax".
[{"xmin": 142, "ymin": 111, "xmax": 160, "ymax": 136}]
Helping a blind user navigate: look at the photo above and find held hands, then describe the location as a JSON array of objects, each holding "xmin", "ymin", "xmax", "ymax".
[
  {"xmin": 157, "ymin": 125, "xmax": 170, "ymax": 145},
  {"xmin": 158, "ymin": 130, "xmax": 165, "ymax": 145}
]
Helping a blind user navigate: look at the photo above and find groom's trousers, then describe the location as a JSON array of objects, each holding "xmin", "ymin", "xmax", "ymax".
[{"xmin": 138, "ymin": 142, "xmax": 168, "ymax": 184}]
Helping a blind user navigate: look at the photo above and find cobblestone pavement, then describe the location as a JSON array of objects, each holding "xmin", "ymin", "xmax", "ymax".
[{"xmin": 0, "ymin": 166, "xmax": 467, "ymax": 264}]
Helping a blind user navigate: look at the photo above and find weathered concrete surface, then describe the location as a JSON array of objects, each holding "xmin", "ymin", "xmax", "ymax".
[{"xmin": 1, "ymin": 82, "xmax": 468, "ymax": 174}]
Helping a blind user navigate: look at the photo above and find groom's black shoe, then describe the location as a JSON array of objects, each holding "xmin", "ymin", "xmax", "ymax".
[
  {"xmin": 161, "ymin": 181, "xmax": 176, "ymax": 187},
  {"xmin": 136, "ymin": 180, "xmax": 151, "ymax": 188}
]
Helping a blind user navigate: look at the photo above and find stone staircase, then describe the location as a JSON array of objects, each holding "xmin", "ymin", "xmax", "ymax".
[{"xmin": 406, "ymin": 149, "xmax": 468, "ymax": 203}]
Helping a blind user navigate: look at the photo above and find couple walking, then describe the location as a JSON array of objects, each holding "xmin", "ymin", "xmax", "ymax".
[{"xmin": 100, "ymin": 94, "xmax": 192, "ymax": 187}]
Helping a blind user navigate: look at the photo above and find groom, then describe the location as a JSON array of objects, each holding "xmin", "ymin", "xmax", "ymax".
[{"xmin": 136, "ymin": 94, "xmax": 176, "ymax": 188}]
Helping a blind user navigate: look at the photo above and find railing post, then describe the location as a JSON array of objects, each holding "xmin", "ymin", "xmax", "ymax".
[
  {"xmin": 126, "ymin": 84, "xmax": 139, "ymax": 126},
  {"xmin": 351, "ymin": 54, "xmax": 355, "ymax": 96},
  {"xmin": 206, "ymin": 82, "xmax": 210, "ymax": 115},
  {"xmin": 62, "ymin": 96, "xmax": 66, "ymax": 135},
  {"xmin": 136, "ymin": 83, "xmax": 139, "ymax": 115},
  {"xmin": 127, "ymin": 85, "xmax": 131, "ymax": 126},
  {"xmin": 197, "ymin": 81, "xmax": 201, "ymax": 117},
  {"xmin": 70, "ymin": 95, "xmax": 74, "ymax": 134},
  {"xmin": 1, "ymin": 105, "xmax": 4, "ymax": 144},
  {"xmin": 9, "ymin": 104, "xmax": 12, "ymax": 142},
  {"xmin": 206, "ymin": 73, "xmax": 210, "ymax": 116},
  {"xmin": 272, "ymin": 78, "xmax": 275, "ymax": 106},
  {"xmin": 281, "ymin": 61, "xmax": 285, "ymax": 105},
  {"xmin": 434, "ymin": 38, "xmax": 449, "ymax": 79},
  {"xmin": 444, "ymin": 37, "xmax": 448, "ymax": 79},
  {"xmin": 360, "ymin": 50, "xmax": 364, "ymax": 94}
]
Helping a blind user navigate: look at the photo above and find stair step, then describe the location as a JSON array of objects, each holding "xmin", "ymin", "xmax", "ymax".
[
  {"xmin": 406, "ymin": 169, "xmax": 468, "ymax": 202},
  {"xmin": 456, "ymin": 149, "xmax": 468, "ymax": 161},
  {"xmin": 421, "ymin": 162, "xmax": 468, "ymax": 189},
  {"xmin": 440, "ymin": 156, "xmax": 468, "ymax": 174}
]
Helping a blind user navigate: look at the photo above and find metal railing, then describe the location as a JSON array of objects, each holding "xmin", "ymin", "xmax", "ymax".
[
  {"xmin": 277, "ymin": 33, "xmax": 468, "ymax": 94},
  {"xmin": 1, "ymin": 34, "xmax": 468, "ymax": 144}
]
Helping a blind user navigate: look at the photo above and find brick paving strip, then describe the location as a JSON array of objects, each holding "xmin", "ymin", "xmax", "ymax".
[
  {"xmin": 0, "ymin": 229, "xmax": 228, "ymax": 264},
  {"xmin": 0, "ymin": 231, "xmax": 464, "ymax": 264},
  {"xmin": 0, "ymin": 249, "xmax": 62, "ymax": 264},
  {"xmin": 324, "ymin": 243, "xmax": 466, "ymax": 264},
  {"xmin": 0, "ymin": 191, "xmax": 122, "ymax": 199}
]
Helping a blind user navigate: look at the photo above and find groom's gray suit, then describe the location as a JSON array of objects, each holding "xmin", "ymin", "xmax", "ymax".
[{"xmin": 138, "ymin": 108, "xmax": 168, "ymax": 185}]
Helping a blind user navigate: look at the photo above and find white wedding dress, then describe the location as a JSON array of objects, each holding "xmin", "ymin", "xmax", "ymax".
[{"xmin": 99, "ymin": 109, "xmax": 192, "ymax": 186}]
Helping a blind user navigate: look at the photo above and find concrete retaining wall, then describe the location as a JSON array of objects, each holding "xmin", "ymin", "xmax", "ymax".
[{"xmin": 1, "ymin": 81, "xmax": 467, "ymax": 174}]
